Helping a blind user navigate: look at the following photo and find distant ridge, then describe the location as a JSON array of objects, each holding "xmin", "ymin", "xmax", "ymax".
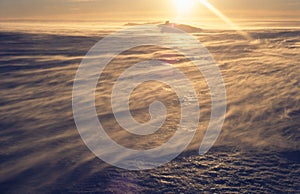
[
  {"xmin": 124, "ymin": 22, "xmax": 203, "ymax": 33},
  {"xmin": 124, "ymin": 21, "xmax": 163, "ymax": 26}
]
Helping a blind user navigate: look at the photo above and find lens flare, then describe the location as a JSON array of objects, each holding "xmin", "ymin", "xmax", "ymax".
[{"xmin": 198, "ymin": 0, "xmax": 251, "ymax": 39}]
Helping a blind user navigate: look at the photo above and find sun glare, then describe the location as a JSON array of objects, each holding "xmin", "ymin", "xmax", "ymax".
[{"xmin": 175, "ymin": 0, "xmax": 195, "ymax": 16}]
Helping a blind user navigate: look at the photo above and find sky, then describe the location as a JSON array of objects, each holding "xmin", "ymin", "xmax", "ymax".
[{"xmin": 0, "ymin": 0, "xmax": 300, "ymax": 21}]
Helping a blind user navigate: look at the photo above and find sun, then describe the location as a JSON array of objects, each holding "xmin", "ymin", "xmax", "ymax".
[{"xmin": 175, "ymin": 0, "xmax": 196, "ymax": 16}]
